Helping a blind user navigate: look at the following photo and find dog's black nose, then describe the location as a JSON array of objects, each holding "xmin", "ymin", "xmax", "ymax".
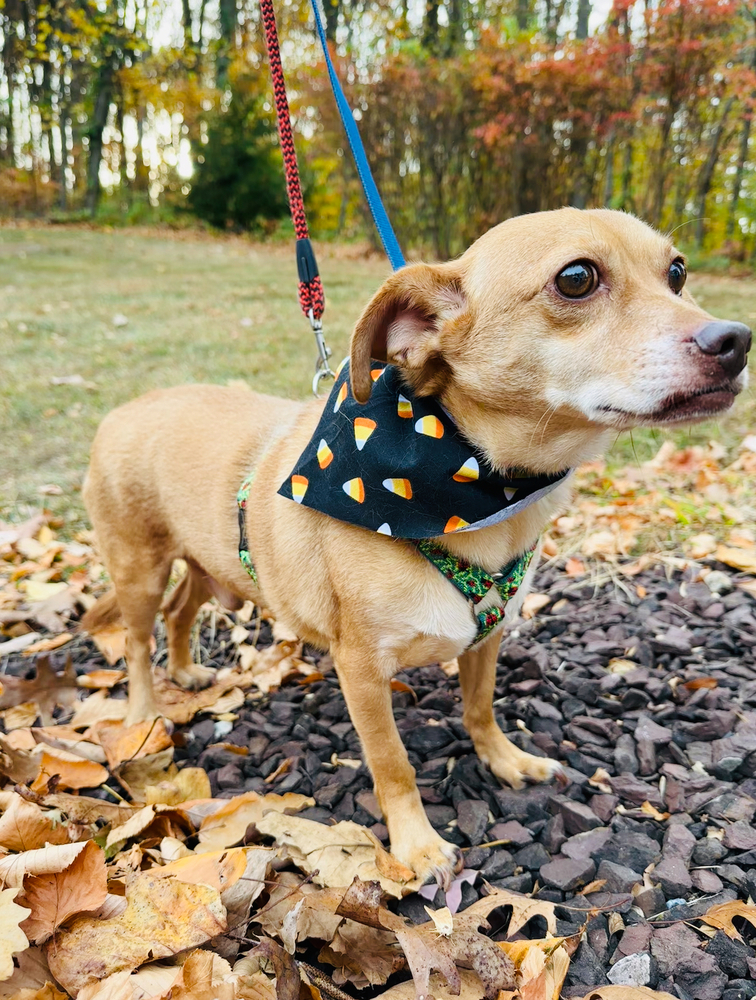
[{"xmin": 693, "ymin": 321, "xmax": 752, "ymax": 378}]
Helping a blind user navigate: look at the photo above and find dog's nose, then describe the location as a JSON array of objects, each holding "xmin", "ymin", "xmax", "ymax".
[{"xmin": 693, "ymin": 321, "xmax": 752, "ymax": 378}]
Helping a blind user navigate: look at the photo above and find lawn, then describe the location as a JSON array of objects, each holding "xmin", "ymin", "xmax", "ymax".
[{"xmin": 1, "ymin": 225, "xmax": 755, "ymax": 532}]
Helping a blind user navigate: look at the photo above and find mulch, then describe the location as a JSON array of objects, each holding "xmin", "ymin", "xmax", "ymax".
[{"xmin": 3, "ymin": 555, "xmax": 756, "ymax": 1000}]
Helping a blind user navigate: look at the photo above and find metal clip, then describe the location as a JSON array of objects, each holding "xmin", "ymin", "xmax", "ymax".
[{"xmin": 309, "ymin": 309, "xmax": 335, "ymax": 396}]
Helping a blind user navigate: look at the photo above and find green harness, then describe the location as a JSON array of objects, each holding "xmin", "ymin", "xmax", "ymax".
[{"xmin": 237, "ymin": 472, "xmax": 535, "ymax": 647}]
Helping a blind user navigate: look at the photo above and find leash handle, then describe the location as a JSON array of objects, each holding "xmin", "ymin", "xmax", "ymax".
[
  {"xmin": 260, "ymin": 0, "xmax": 334, "ymax": 392},
  {"xmin": 310, "ymin": 0, "xmax": 405, "ymax": 272}
]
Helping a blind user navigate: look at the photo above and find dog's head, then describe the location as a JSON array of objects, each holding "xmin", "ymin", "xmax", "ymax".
[{"xmin": 349, "ymin": 208, "xmax": 751, "ymax": 473}]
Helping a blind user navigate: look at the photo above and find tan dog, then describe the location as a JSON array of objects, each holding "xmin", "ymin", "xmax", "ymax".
[{"xmin": 83, "ymin": 208, "xmax": 751, "ymax": 885}]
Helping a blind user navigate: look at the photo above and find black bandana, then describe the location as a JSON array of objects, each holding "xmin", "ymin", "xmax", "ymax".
[{"xmin": 277, "ymin": 361, "xmax": 571, "ymax": 539}]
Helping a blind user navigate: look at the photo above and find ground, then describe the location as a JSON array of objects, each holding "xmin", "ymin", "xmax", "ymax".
[{"xmin": 1, "ymin": 224, "xmax": 755, "ymax": 529}]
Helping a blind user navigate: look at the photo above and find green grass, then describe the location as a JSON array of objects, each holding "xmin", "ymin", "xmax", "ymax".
[{"xmin": 1, "ymin": 225, "xmax": 754, "ymax": 530}]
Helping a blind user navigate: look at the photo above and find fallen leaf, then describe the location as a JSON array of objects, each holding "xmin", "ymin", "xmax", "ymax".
[
  {"xmin": 115, "ymin": 748, "xmax": 176, "ymax": 801},
  {"xmin": 681, "ymin": 677, "xmax": 718, "ymax": 691},
  {"xmin": 0, "ymin": 887, "xmax": 30, "ymax": 981},
  {"xmin": 518, "ymin": 944, "xmax": 570, "ymax": 1000},
  {"xmin": 318, "ymin": 920, "xmax": 406, "ymax": 988},
  {"xmin": 0, "ymin": 794, "xmax": 74, "ymax": 852},
  {"xmin": 20, "ymin": 840, "xmax": 107, "ymax": 944},
  {"xmin": 374, "ymin": 967, "xmax": 506, "ymax": 999},
  {"xmin": 69, "ymin": 690, "xmax": 128, "ymax": 728},
  {"xmin": 521, "ymin": 593, "xmax": 550, "ymax": 619},
  {"xmin": 700, "ymin": 899, "xmax": 756, "ymax": 942},
  {"xmin": 92, "ymin": 717, "xmax": 172, "ymax": 770},
  {"xmin": 0, "ymin": 947, "xmax": 51, "ymax": 999},
  {"xmin": 0, "ymin": 841, "xmax": 93, "ymax": 889},
  {"xmin": 197, "ymin": 790, "xmax": 314, "ymax": 853},
  {"xmin": 715, "ymin": 545, "xmax": 756, "ymax": 573},
  {"xmin": 77, "ymin": 670, "xmax": 126, "ymax": 690},
  {"xmin": 105, "ymin": 803, "xmax": 191, "ymax": 850},
  {"xmin": 22, "ymin": 634, "xmax": 73, "ymax": 656},
  {"xmin": 39, "ymin": 792, "xmax": 134, "ymax": 827},
  {"xmin": 255, "ymin": 813, "xmax": 421, "ymax": 896},
  {"xmin": 565, "ymin": 557, "xmax": 585, "ymax": 577},
  {"xmin": 45, "ymin": 871, "xmax": 227, "ymax": 995},
  {"xmin": 461, "ymin": 887, "xmax": 558, "ymax": 937},
  {"xmin": 30, "ymin": 744, "xmax": 109, "ymax": 793},
  {"xmin": 143, "ymin": 765, "xmax": 212, "ymax": 806},
  {"xmin": 2, "ymin": 702, "xmax": 40, "ymax": 730},
  {"xmin": 0, "ymin": 657, "xmax": 78, "ymax": 725},
  {"xmin": 151, "ymin": 847, "xmax": 249, "ymax": 893}
]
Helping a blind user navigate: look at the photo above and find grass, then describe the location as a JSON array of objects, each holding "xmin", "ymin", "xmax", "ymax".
[{"xmin": 1, "ymin": 224, "xmax": 754, "ymax": 531}]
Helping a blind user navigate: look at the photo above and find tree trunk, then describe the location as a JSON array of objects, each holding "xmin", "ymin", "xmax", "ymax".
[
  {"xmin": 216, "ymin": 0, "xmax": 236, "ymax": 89},
  {"xmin": 694, "ymin": 96, "xmax": 734, "ymax": 247},
  {"xmin": 726, "ymin": 113, "xmax": 752, "ymax": 240},
  {"xmin": 602, "ymin": 131, "xmax": 615, "ymax": 206},
  {"xmin": 619, "ymin": 139, "xmax": 633, "ymax": 212},
  {"xmin": 85, "ymin": 55, "xmax": 116, "ymax": 215},
  {"xmin": 423, "ymin": 0, "xmax": 440, "ymax": 49}
]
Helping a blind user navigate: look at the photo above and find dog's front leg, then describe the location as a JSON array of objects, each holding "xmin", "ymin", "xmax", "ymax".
[
  {"xmin": 459, "ymin": 634, "xmax": 563, "ymax": 789},
  {"xmin": 333, "ymin": 645, "xmax": 462, "ymax": 887}
]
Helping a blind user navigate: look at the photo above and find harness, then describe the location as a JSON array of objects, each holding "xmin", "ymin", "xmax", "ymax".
[{"xmin": 237, "ymin": 470, "xmax": 535, "ymax": 646}]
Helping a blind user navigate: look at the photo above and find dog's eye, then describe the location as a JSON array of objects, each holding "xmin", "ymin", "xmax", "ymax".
[
  {"xmin": 668, "ymin": 259, "xmax": 687, "ymax": 295},
  {"xmin": 555, "ymin": 261, "xmax": 599, "ymax": 299}
]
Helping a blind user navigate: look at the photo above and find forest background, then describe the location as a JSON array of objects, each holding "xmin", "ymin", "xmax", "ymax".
[{"xmin": 3, "ymin": 0, "xmax": 756, "ymax": 261}]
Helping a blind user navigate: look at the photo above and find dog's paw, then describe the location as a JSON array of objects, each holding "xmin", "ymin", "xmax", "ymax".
[
  {"xmin": 392, "ymin": 829, "xmax": 463, "ymax": 890},
  {"xmin": 487, "ymin": 748, "xmax": 565, "ymax": 790},
  {"xmin": 169, "ymin": 662, "xmax": 216, "ymax": 690}
]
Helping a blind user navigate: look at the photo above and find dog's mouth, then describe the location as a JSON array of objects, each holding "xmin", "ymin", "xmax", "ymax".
[{"xmin": 599, "ymin": 382, "xmax": 740, "ymax": 426}]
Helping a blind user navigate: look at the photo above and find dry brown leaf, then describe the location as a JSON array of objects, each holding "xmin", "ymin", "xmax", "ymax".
[
  {"xmin": 39, "ymin": 792, "xmax": 134, "ymax": 827},
  {"xmin": 45, "ymin": 870, "xmax": 227, "ymax": 995},
  {"xmin": 76, "ymin": 964, "xmax": 180, "ymax": 1000},
  {"xmin": 0, "ymin": 841, "xmax": 91, "ymax": 890},
  {"xmin": 374, "ymin": 967, "xmax": 506, "ymax": 999},
  {"xmin": 699, "ymin": 900, "xmax": 756, "ymax": 942},
  {"xmin": 565, "ymin": 557, "xmax": 585, "ymax": 577},
  {"xmin": 69, "ymin": 690, "xmax": 128, "ymax": 728},
  {"xmin": 86, "ymin": 622, "xmax": 128, "ymax": 666},
  {"xmin": 255, "ymin": 813, "xmax": 422, "ymax": 897},
  {"xmin": 2, "ymin": 702, "xmax": 40, "ymax": 730},
  {"xmin": 738, "ymin": 578, "xmax": 756, "ymax": 599},
  {"xmin": 0, "ymin": 947, "xmax": 51, "ymax": 999},
  {"xmin": 0, "ymin": 888, "xmax": 30, "ymax": 981},
  {"xmin": 114, "ymin": 747, "xmax": 176, "ymax": 801},
  {"xmin": 151, "ymin": 847, "xmax": 248, "ymax": 893},
  {"xmin": 77, "ymin": 669, "xmax": 126, "ymax": 690},
  {"xmin": 715, "ymin": 545, "xmax": 756, "ymax": 573},
  {"xmin": 521, "ymin": 593, "xmax": 550, "ymax": 619},
  {"xmin": 22, "ymin": 634, "xmax": 73, "ymax": 656},
  {"xmin": 0, "ymin": 736, "xmax": 40, "ymax": 785},
  {"xmin": 151, "ymin": 667, "xmax": 259, "ymax": 725},
  {"xmin": 319, "ymin": 920, "xmax": 405, "ymax": 988},
  {"xmin": 212, "ymin": 848, "xmax": 273, "ymax": 960},
  {"xmin": 1, "ymin": 981, "xmax": 68, "ymax": 1000},
  {"xmin": 20, "ymin": 840, "xmax": 107, "ymax": 944},
  {"xmin": 517, "ymin": 943, "xmax": 570, "ymax": 1000},
  {"xmin": 0, "ymin": 794, "xmax": 74, "ymax": 853},
  {"xmin": 197, "ymin": 790, "xmax": 314, "ymax": 853},
  {"xmin": 461, "ymin": 887, "xmax": 558, "ymax": 937},
  {"xmin": 105, "ymin": 803, "xmax": 191, "ymax": 850},
  {"xmin": 681, "ymin": 676, "xmax": 718, "ymax": 691},
  {"xmin": 0, "ymin": 657, "xmax": 78, "ymax": 725},
  {"xmin": 253, "ymin": 871, "xmax": 344, "ymax": 946},
  {"xmin": 92, "ymin": 717, "xmax": 173, "ymax": 770},
  {"xmin": 30, "ymin": 744, "xmax": 109, "ymax": 793},
  {"xmin": 143, "ymin": 765, "xmax": 211, "ymax": 806}
]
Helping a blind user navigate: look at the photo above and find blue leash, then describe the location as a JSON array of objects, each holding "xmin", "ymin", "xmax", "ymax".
[{"xmin": 310, "ymin": 0, "xmax": 405, "ymax": 272}]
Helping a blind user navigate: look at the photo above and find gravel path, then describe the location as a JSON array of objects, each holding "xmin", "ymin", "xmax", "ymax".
[{"xmin": 3, "ymin": 556, "xmax": 756, "ymax": 999}]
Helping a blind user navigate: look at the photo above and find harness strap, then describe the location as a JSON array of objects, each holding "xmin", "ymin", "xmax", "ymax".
[
  {"xmin": 414, "ymin": 540, "xmax": 537, "ymax": 645},
  {"xmin": 237, "ymin": 472, "xmax": 259, "ymax": 586}
]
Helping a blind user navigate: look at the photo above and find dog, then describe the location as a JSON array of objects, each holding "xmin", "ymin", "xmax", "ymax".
[{"xmin": 82, "ymin": 208, "xmax": 751, "ymax": 885}]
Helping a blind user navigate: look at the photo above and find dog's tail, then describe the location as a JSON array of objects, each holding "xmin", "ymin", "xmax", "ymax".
[{"xmin": 80, "ymin": 588, "xmax": 123, "ymax": 634}]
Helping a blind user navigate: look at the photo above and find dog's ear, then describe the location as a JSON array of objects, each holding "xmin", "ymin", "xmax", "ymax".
[{"xmin": 350, "ymin": 262, "xmax": 467, "ymax": 403}]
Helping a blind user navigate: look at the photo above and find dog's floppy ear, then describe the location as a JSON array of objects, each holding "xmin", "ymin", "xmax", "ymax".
[{"xmin": 350, "ymin": 262, "xmax": 467, "ymax": 403}]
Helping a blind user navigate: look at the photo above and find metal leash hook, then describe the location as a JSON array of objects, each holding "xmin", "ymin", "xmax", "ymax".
[{"xmin": 310, "ymin": 309, "xmax": 335, "ymax": 396}]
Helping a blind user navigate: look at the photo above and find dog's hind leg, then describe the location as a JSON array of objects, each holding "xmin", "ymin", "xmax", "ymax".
[
  {"xmin": 162, "ymin": 561, "xmax": 216, "ymax": 690},
  {"xmin": 332, "ymin": 645, "xmax": 462, "ymax": 887},
  {"xmin": 108, "ymin": 559, "xmax": 172, "ymax": 726},
  {"xmin": 459, "ymin": 635, "xmax": 563, "ymax": 789}
]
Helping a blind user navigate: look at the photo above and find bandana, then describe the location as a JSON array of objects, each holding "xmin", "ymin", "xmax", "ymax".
[{"xmin": 277, "ymin": 361, "xmax": 571, "ymax": 539}]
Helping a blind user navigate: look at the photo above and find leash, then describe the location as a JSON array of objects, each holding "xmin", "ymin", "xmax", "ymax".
[
  {"xmin": 259, "ymin": 0, "xmax": 405, "ymax": 393},
  {"xmin": 309, "ymin": 0, "xmax": 405, "ymax": 272},
  {"xmin": 259, "ymin": 0, "xmax": 333, "ymax": 394}
]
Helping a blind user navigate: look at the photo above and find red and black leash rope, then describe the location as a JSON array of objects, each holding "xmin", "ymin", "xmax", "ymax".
[{"xmin": 259, "ymin": 0, "xmax": 334, "ymax": 392}]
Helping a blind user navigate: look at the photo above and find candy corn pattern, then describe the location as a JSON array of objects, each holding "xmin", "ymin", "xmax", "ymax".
[
  {"xmin": 397, "ymin": 394, "xmax": 413, "ymax": 419},
  {"xmin": 415, "ymin": 415, "xmax": 444, "ymax": 438},
  {"xmin": 333, "ymin": 382, "xmax": 348, "ymax": 412},
  {"xmin": 453, "ymin": 457, "xmax": 479, "ymax": 482},
  {"xmin": 342, "ymin": 478, "xmax": 365, "ymax": 503},
  {"xmin": 382, "ymin": 478, "xmax": 413, "ymax": 500},
  {"xmin": 291, "ymin": 475, "xmax": 309, "ymax": 503},
  {"xmin": 354, "ymin": 417, "xmax": 377, "ymax": 451},
  {"xmin": 317, "ymin": 439, "xmax": 334, "ymax": 469},
  {"xmin": 276, "ymin": 359, "xmax": 570, "ymax": 538},
  {"xmin": 444, "ymin": 516, "xmax": 469, "ymax": 533}
]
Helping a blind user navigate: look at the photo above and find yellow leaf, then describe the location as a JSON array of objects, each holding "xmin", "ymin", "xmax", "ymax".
[
  {"xmin": 715, "ymin": 545, "xmax": 756, "ymax": 573},
  {"xmin": 0, "ymin": 887, "xmax": 31, "ymax": 981},
  {"xmin": 45, "ymin": 871, "xmax": 226, "ymax": 995},
  {"xmin": 700, "ymin": 900, "xmax": 756, "ymax": 942},
  {"xmin": 30, "ymin": 745, "xmax": 109, "ymax": 793},
  {"xmin": 197, "ymin": 790, "xmax": 314, "ymax": 853}
]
